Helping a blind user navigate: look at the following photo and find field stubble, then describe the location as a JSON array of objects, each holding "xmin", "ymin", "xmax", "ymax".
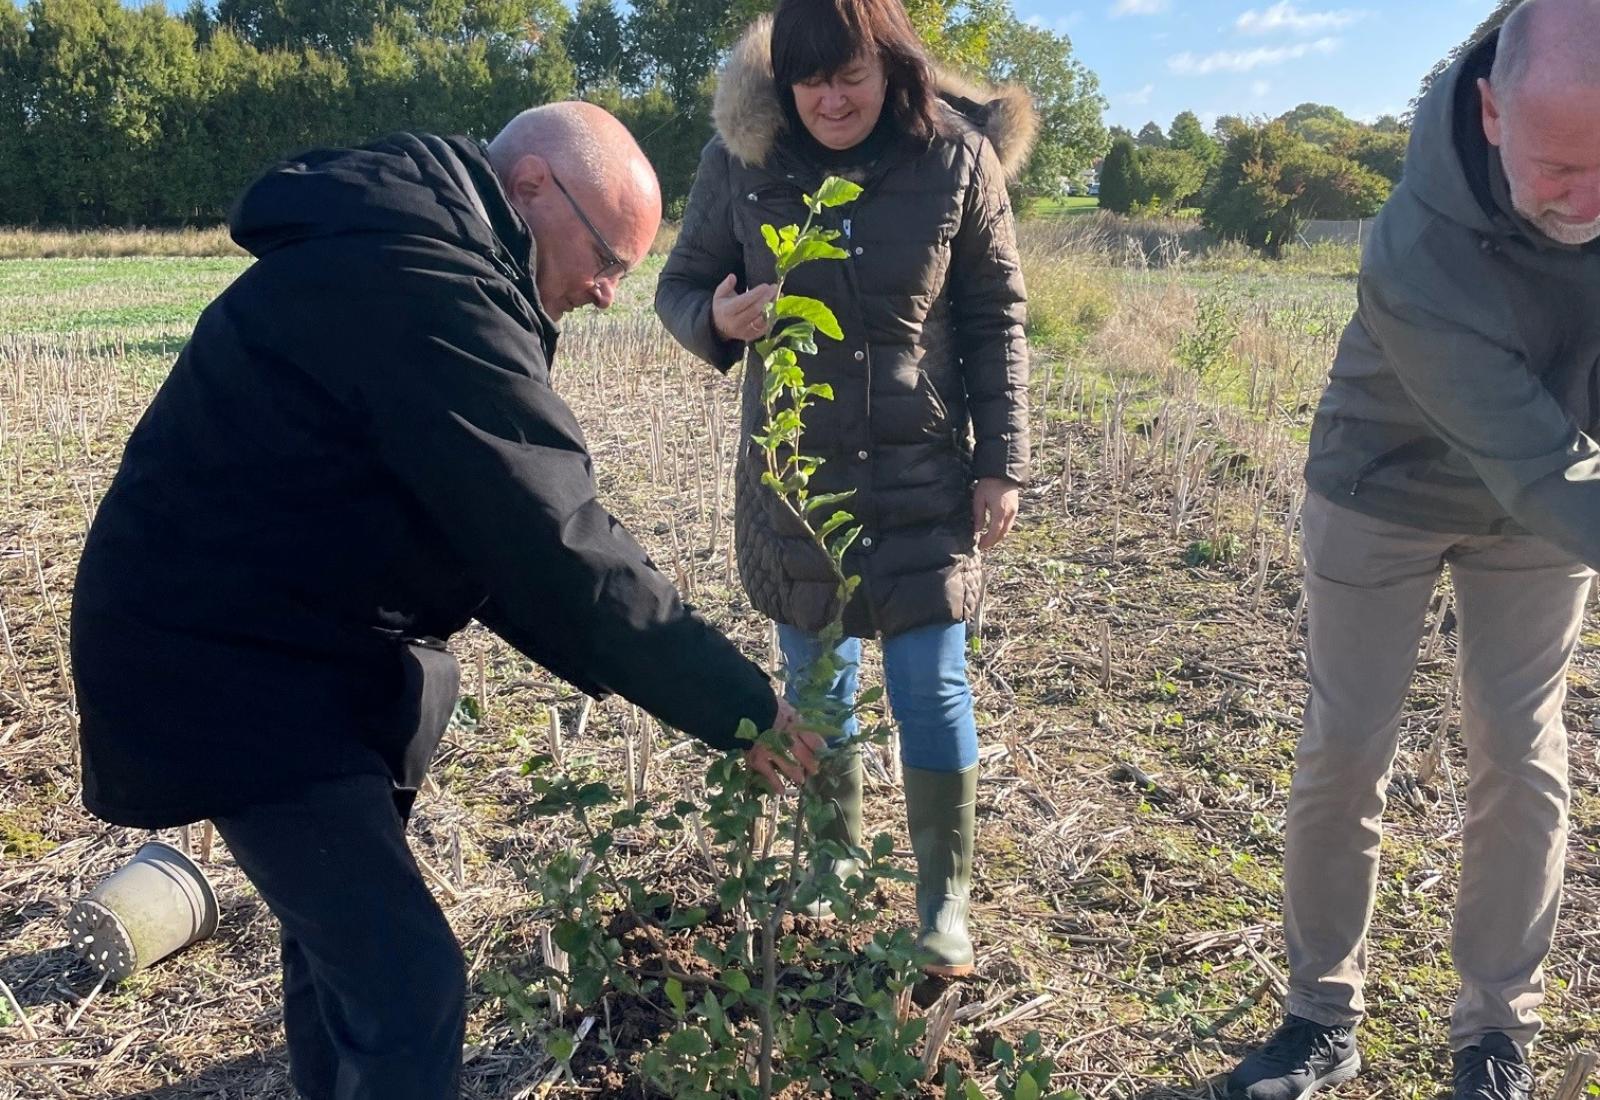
[{"xmin": 0, "ymin": 227, "xmax": 1597, "ymax": 1099}]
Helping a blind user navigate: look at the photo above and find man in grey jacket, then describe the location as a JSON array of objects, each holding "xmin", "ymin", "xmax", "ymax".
[{"xmin": 1229, "ymin": 1, "xmax": 1600, "ymax": 1098}]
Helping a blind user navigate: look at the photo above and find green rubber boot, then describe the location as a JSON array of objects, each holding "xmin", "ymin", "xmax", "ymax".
[
  {"xmin": 797, "ymin": 746, "xmax": 864, "ymax": 920},
  {"xmin": 905, "ymin": 764, "xmax": 978, "ymax": 977}
]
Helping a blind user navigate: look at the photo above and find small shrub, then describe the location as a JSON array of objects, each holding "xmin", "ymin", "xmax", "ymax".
[
  {"xmin": 1174, "ymin": 294, "xmax": 1241, "ymax": 379},
  {"xmin": 1185, "ymin": 533, "xmax": 1243, "ymax": 566}
]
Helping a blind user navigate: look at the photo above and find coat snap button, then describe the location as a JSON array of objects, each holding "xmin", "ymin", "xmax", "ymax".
[
  {"xmin": 857, "ymin": 450, "xmax": 869, "ymax": 460},
  {"xmin": 861, "ymin": 537, "xmax": 874, "ymax": 548},
  {"xmin": 854, "ymin": 246, "xmax": 864, "ymax": 255},
  {"xmin": 853, "ymin": 350, "xmax": 865, "ymax": 361}
]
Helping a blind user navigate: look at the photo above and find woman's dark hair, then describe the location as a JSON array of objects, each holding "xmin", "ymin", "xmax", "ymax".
[{"xmin": 770, "ymin": 0, "xmax": 940, "ymax": 143}]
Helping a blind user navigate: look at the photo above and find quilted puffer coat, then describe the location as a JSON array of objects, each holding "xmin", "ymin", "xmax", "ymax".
[{"xmin": 656, "ymin": 17, "xmax": 1033, "ymax": 638}]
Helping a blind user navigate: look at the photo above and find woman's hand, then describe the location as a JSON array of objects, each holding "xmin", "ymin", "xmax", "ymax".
[
  {"xmin": 744, "ymin": 697, "xmax": 827, "ymax": 792},
  {"xmin": 711, "ymin": 273, "xmax": 779, "ymax": 344},
  {"xmin": 972, "ymin": 477, "xmax": 1020, "ymax": 551}
]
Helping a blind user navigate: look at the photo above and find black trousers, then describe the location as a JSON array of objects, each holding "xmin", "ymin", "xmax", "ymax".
[{"xmin": 212, "ymin": 774, "xmax": 466, "ymax": 1100}]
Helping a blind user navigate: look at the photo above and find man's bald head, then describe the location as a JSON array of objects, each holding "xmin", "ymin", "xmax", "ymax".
[
  {"xmin": 488, "ymin": 102, "xmax": 663, "ymax": 318},
  {"xmin": 1491, "ymin": 0, "xmax": 1600, "ymax": 105},
  {"xmin": 1480, "ymin": 0, "xmax": 1600, "ymax": 244}
]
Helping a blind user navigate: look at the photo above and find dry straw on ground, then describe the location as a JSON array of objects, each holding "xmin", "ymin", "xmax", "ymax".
[{"xmin": 1, "ymin": 222, "xmax": 1596, "ymax": 1098}]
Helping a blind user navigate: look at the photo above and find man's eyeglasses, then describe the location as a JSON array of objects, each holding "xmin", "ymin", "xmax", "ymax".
[{"xmin": 549, "ymin": 170, "xmax": 629, "ymax": 285}]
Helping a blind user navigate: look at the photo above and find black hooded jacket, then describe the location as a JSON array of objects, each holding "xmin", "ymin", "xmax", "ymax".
[{"xmin": 71, "ymin": 133, "xmax": 776, "ymax": 828}]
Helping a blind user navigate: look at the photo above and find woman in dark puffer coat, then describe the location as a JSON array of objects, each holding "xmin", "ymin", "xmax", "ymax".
[{"xmin": 656, "ymin": 0, "xmax": 1032, "ymax": 975}]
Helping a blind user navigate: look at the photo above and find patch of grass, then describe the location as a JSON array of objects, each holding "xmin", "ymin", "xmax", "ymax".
[
  {"xmin": 1185, "ymin": 533, "xmax": 1245, "ymax": 568},
  {"xmin": 0, "ymin": 811, "xmax": 52, "ymax": 858},
  {"xmin": 1020, "ymin": 251, "xmax": 1115, "ymax": 357},
  {"xmin": 1028, "ymin": 196, "xmax": 1101, "ymax": 217},
  {"xmin": 0, "ymin": 257, "xmax": 247, "ymax": 334}
]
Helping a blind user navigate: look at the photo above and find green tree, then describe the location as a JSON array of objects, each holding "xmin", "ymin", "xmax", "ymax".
[
  {"xmin": 1135, "ymin": 120, "xmax": 1168, "ymax": 148},
  {"xmin": 1098, "ymin": 134, "xmax": 1141, "ymax": 214},
  {"xmin": 1212, "ymin": 114, "xmax": 1250, "ymax": 142},
  {"xmin": 1168, "ymin": 109, "xmax": 1221, "ymax": 205},
  {"xmin": 906, "ymin": 0, "xmax": 1012, "ymax": 70},
  {"xmin": 215, "ymin": 0, "xmax": 389, "ymax": 53},
  {"xmin": 1204, "ymin": 122, "xmax": 1389, "ymax": 256},
  {"xmin": 26, "ymin": 0, "xmax": 206, "ymax": 224},
  {"xmin": 564, "ymin": 0, "xmax": 630, "ymax": 91},
  {"xmin": 0, "ymin": 2, "xmax": 39, "ymax": 223},
  {"xmin": 1168, "ymin": 110, "xmax": 1219, "ymax": 167},
  {"xmin": 985, "ymin": 16, "xmax": 1106, "ymax": 204},
  {"xmin": 626, "ymin": 0, "xmax": 737, "ymax": 105},
  {"xmin": 1134, "ymin": 147, "xmax": 1205, "ymax": 211},
  {"xmin": 1277, "ymin": 101, "xmax": 1355, "ymax": 147},
  {"xmin": 1334, "ymin": 127, "xmax": 1408, "ymax": 186}
]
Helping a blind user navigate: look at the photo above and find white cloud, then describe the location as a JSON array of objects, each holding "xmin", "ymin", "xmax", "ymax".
[
  {"xmin": 1167, "ymin": 36, "xmax": 1340, "ymax": 75},
  {"xmin": 1122, "ymin": 83, "xmax": 1157, "ymax": 106},
  {"xmin": 1235, "ymin": 2, "xmax": 1363, "ymax": 35},
  {"xmin": 1110, "ymin": 0, "xmax": 1169, "ymax": 17},
  {"xmin": 1251, "ymin": 80, "xmax": 1272, "ymax": 97}
]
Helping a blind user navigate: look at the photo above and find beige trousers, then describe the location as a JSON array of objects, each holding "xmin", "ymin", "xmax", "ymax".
[{"xmin": 1284, "ymin": 492, "xmax": 1590, "ymax": 1053}]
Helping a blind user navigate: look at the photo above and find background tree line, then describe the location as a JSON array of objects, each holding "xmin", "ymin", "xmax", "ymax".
[
  {"xmin": 0, "ymin": 0, "xmax": 1106, "ymax": 227},
  {"xmin": 1098, "ymin": 104, "xmax": 1408, "ymax": 256}
]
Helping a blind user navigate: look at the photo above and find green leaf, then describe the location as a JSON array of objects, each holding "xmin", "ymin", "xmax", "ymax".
[
  {"xmin": 667, "ymin": 906, "xmax": 708, "ymax": 929},
  {"xmin": 703, "ymin": 990, "xmax": 728, "ymax": 1039},
  {"xmin": 830, "ymin": 525, "xmax": 863, "ymax": 558},
  {"xmin": 724, "ymin": 970, "xmax": 751, "ymax": 994},
  {"xmin": 812, "ymin": 177, "xmax": 865, "ymax": 209},
  {"xmin": 816, "ymin": 510, "xmax": 854, "ymax": 541},
  {"xmin": 665, "ymin": 977, "xmax": 686, "ymax": 1014},
  {"xmin": 760, "ymin": 223, "xmax": 783, "ymax": 258},
  {"xmin": 664, "ymin": 1027, "xmax": 710, "ymax": 1056},
  {"xmin": 964, "ymin": 1082, "xmax": 987, "ymax": 1100},
  {"xmin": 546, "ymin": 1029, "xmax": 576, "ymax": 1063},
  {"xmin": 576, "ymin": 782, "xmax": 614, "ymax": 809},
  {"xmin": 775, "ymin": 295, "xmax": 844, "ymax": 341},
  {"xmin": 804, "ymin": 491, "xmax": 854, "ymax": 515},
  {"xmin": 1014, "ymin": 1071, "xmax": 1041, "ymax": 1100},
  {"xmin": 777, "ymin": 237, "xmax": 850, "ymax": 276}
]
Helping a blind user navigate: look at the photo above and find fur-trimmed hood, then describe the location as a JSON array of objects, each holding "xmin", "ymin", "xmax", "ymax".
[{"xmin": 712, "ymin": 15, "xmax": 1038, "ymax": 181}]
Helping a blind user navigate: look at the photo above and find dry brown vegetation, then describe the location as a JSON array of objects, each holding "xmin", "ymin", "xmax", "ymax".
[
  {"xmin": 1, "ymin": 226, "xmax": 1597, "ymax": 1099},
  {"xmin": 0, "ymin": 228, "xmax": 243, "ymax": 261}
]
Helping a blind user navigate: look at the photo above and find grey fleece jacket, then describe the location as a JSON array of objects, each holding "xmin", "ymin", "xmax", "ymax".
[{"xmin": 1304, "ymin": 31, "xmax": 1600, "ymax": 567}]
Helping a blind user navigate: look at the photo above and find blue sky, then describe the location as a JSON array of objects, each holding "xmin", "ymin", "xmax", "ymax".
[{"xmin": 1021, "ymin": 0, "xmax": 1492, "ymax": 129}]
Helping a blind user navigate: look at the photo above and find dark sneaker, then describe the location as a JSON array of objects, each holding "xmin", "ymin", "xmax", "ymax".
[
  {"xmin": 1227, "ymin": 1015, "xmax": 1361, "ymax": 1100},
  {"xmin": 1453, "ymin": 1034, "xmax": 1532, "ymax": 1100}
]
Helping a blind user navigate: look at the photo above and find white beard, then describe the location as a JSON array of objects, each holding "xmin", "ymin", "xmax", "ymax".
[
  {"xmin": 1531, "ymin": 210, "xmax": 1600, "ymax": 245},
  {"xmin": 1509, "ymin": 177, "xmax": 1600, "ymax": 244}
]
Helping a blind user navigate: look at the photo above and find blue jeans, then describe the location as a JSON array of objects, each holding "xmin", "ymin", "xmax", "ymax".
[{"xmin": 777, "ymin": 621, "xmax": 978, "ymax": 773}]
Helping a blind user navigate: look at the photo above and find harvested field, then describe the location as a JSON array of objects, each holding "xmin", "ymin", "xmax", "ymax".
[{"xmin": 1, "ymin": 229, "xmax": 1597, "ymax": 1098}]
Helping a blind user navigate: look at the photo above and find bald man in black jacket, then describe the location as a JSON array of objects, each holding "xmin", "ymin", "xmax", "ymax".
[{"xmin": 71, "ymin": 102, "xmax": 820, "ymax": 1099}]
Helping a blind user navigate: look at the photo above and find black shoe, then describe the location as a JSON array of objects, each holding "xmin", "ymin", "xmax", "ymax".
[
  {"xmin": 1453, "ymin": 1034, "xmax": 1532, "ymax": 1100},
  {"xmin": 1227, "ymin": 1015, "xmax": 1361, "ymax": 1100}
]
